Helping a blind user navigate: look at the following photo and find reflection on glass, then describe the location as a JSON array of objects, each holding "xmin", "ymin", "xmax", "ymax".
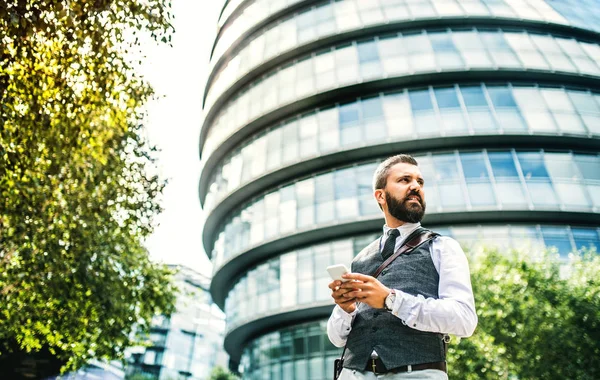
[
  {"xmin": 435, "ymin": 87, "xmax": 461, "ymax": 108},
  {"xmin": 461, "ymin": 153, "xmax": 490, "ymax": 179},
  {"xmin": 487, "ymin": 87, "xmax": 517, "ymax": 107},
  {"xmin": 541, "ymin": 227, "xmax": 573, "ymax": 256},
  {"xmin": 461, "ymin": 86, "xmax": 488, "ymax": 108},
  {"xmin": 409, "ymin": 89, "xmax": 434, "ymax": 111},
  {"xmin": 518, "ymin": 153, "xmax": 550, "ymax": 178},
  {"xmin": 489, "ymin": 152, "xmax": 519, "ymax": 178}
]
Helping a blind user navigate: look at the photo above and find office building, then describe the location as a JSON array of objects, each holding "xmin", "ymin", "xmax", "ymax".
[
  {"xmin": 126, "ymin": 266, "xmax": 228, "ymax": 379},
  {"xmin": 199, "ymin": 0, "xmax": 600, "ymax": 378}
]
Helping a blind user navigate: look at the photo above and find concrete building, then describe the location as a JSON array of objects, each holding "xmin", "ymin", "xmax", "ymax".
[{"xmin": 199, "ymin": 0, "xmax": 600, "ymax": 378}]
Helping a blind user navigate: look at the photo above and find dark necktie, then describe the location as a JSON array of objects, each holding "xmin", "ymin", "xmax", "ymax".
[{"xmin": 381, "ymin": 229, "xmax": 400, "ymax": 260}]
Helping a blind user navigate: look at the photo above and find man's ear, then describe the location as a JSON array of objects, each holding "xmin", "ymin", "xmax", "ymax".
[{"xmin": 374, "ymin": 189, "xmax": 386, "ymax": 206}]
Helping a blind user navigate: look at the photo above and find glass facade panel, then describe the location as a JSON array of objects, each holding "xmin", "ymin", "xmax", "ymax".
[
  {"xmin": 575, "ymin": 155, "xmax": 600, "ymax": 181},
  {"xmin": 541, "ymin": 227, "xmax": 573, "ymax": 256},
  {"xmin": 553, "ymin": 112, "xmax": 586, "ymax": 134},
  {"xmin": 489, "ymin": 152, "xmax": 519, "ymax": 178},
  {"xmin": 494, "ymin": 109, "xmax": 527, "ymax": 132},
  {"xmin": 555, "ymin": 183, "xmax": 591, "ymax": 208},
  {"xmin": 572, "ymin": 229, "xmax": 600, "ymax": 251},
  {"xmin": 461, "ymin": 86, "xmax": 488, "ymax": 108},
  {"xmin": 495, "ymin": 181, "xmax": 528, "ymax": 208},
  {"xmin": 587, "ymin": 182, "xmax": 600, "ymax": 205},
  {"xmin": 469, "ymin": 110, "xmax": 498, "ymax": 132},
  {"xmin": 462, "ymin": 153, "xmax": 496, "ymax": 207},
  {"xmin": 487, "ymin": 86, "xmax": 517, "ymax": 108},
  {"xmin": 461, "ymin": 153, "xmax": 489, "ymax": 179},
  {"xmin": 518, "ymin": 152, "xmax": 550, "ymax": 178},
  {"xmin": 409, "ymin": 89, "xmax": 434, "ymax": 111},
  {"xmin": 435, "ymin": 87, "xmax": 461, "ymax": 108},
  {"xmin": 527, "ymin": 182, "xmax": 559, "ymax": 207},
  {"xmin": 467, "ymin": 182, "xmax": 496, "ymax": 207}
]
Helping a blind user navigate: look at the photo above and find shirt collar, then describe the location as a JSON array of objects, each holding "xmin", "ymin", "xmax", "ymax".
[{"xmin": 383, "ymin": 222, "xmax": 421, "ymax": 239}]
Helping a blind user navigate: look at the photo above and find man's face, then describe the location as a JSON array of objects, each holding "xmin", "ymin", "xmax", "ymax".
[{"xmin": 379, "ymin": 163, "xmax": 426, "ymax": 223}]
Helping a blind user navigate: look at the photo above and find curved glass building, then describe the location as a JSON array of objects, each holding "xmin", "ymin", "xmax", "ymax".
[{"xmin": 199, "ymin": 0, "xmax": 600, "ymax": 378}]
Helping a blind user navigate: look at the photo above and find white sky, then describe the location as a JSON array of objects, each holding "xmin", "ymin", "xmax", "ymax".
[{"xmin": 139, "ymin": 1, "xmax": 223, "ymax": 277}]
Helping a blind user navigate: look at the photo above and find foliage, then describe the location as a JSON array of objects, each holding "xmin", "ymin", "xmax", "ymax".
[
  {"xmin": 209, "ymin": 365, "xmax": 239, "ymax": 380},
  {"xmin": 0, "ymin": 0, "xmax": 177, "ymax": 374},
  {"xmin": 448, "ymin": 248, "xmax": 600, "ymax": 380},
  {"xmin": 125, "ymin": 373, "xmax": 158, "ymax": 380}
]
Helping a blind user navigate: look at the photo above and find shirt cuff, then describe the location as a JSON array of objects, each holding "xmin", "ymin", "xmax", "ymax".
[
  {"xmin": 333, "ymin": 304, "xmax": 357, "ymax": 322},
  {"xmin": 390, "ymin": 289, "xmax": 419, "ymax": 327}
]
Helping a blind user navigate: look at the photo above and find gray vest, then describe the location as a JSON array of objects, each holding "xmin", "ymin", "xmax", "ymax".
[{"xmin": 344, "ymin": 233, "xmax": 446, "ymax": 370}]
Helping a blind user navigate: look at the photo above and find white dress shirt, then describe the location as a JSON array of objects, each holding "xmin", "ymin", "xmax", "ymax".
[{"xmin": 327, "ymin": 222, "xmax": 477, "ymax": 348}]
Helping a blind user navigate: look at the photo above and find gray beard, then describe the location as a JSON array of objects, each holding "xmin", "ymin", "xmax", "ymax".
[{"xmin": 386, "ymin": 192, "xmax": 426, "ymax": 223}]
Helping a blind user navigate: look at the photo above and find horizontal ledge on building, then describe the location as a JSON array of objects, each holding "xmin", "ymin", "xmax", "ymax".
[
  {"xmin": 205, "ymin": 15, "xmax": 600, "ymax": 109},
  {"xmin": 223, "ymin": 303, "xmax": 334, "ymax": 365},
  {"xmin": 208, "ymin": 210, "xmax": 600, "ymax": 308},
  {"xmin": 199, "ymin": 135, "xmax": 600, "ymax": 250},
  {"xmin": 216, "ymin": 0, "xmax": 229, "ymax": 25}
]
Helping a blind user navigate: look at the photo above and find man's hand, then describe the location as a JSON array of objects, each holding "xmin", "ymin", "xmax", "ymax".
[
  {"xmin": 338, "ymin": 273, "xmax": 390, "ymax": 309},
  {"xmin": 328, "ymin": 279, "xmax": 358, "ymax": 314}
]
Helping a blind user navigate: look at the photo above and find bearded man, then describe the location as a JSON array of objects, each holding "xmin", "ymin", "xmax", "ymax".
[{"xmin": 327, "ymin": 154, "xmax": 477, "ymax": 379}]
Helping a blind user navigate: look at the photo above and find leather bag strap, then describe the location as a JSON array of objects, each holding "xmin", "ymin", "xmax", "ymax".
[{"xmin": 373, "ymin": 229, "xmax": 439, "ymax": 278}]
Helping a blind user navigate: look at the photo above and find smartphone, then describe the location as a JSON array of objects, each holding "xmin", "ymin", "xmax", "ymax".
[{"xmin": 327, "ymin": 264, "xmax": 350, "ymax": 282}]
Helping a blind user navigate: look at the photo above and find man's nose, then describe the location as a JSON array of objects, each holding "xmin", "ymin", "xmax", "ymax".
[{"xmin": 409, "ymin": 180, "xmax": 421, "ymax": 190}]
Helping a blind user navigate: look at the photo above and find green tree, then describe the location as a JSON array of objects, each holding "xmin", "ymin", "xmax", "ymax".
[
  {"xmin": 448, "ymin": 248, "xmax": 600, "ymax": 379},
  {"xmin": 0, "ymin": 0, "xmax": 177, "ymax": 376},
  {"xmin": 125, "ymin": 373, "xmax": 157, "ymax": 380},
  {"xmin": 209, "ymin": 365, "xmax": 239, "ymax": 380}
]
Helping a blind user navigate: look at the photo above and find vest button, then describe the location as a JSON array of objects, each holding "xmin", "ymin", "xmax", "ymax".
[{"xmin": 372, "ymin": 327, "xmax": 378, "ymax": 332}]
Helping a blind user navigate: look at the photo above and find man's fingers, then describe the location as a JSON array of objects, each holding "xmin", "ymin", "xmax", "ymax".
[
  {"xmin": 337, "ymin": 286, "xmax": 353, "ymax": 294},
  {"xmin": 332, "ymin": 287, "xmax": 353, "ymax": 299},
  {"xmin": 343, "ymin": 273, "xmax": 374, "ymax": 282},
  {"xmin": 328, "ymin": 280, "xmax": 342, "ymax": 290},
  {"xmin": 340, "ymin": 281, "xmax": 369, "ymax": 291},
  {"xmin": 346, "ymin": 290, "xmax": 369, "ymax": 299},
  {"xmin": 338, "ymin": 297, "xmax": 356, "ymax": 305},
  {"xmin": 332, "ymin": 292, "xmax": 356, "ymax": 306}
]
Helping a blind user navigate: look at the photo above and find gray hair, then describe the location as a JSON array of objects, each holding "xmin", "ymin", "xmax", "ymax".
[{"xmin": 372, "ymin": 154, "xmax": 419, "ymax": 190}]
